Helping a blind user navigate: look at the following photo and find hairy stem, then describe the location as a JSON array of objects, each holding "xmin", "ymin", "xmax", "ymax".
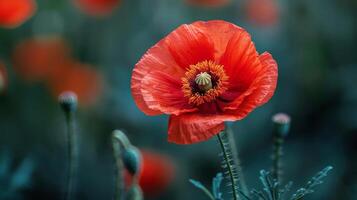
[
  {"xmin": 217, "ymin": 132, "xmax": 238, "ymax": 200},
  {"xmin": 226, "ymin": 124, "xmax": 248, "ymax": 194},
  {"xmin": 65, "ymin": 111, "xmax": 77, "ymax": 200},
  {"xmin": 272, "ymin": 134, "xmax": 283, "ymax": 183}
]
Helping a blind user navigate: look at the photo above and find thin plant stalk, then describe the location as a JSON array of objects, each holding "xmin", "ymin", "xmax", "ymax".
[
  {"xmin": 217, "ymin": 132, "xmax": 239, "ymax": 200},
  {"xmin": 226, "ymin": 123, "xmax": 248, "ymax": 194},
  {"xmin": 272, "ymin": 134, "xmax": 283, "ymax": 183},
  {"xmin": 112, "ymin": 133, "xmax": 124, "ymax": 200},
  {"xmin": 65, "ymin": 111, "xmax": 77, "ymax": 200}
]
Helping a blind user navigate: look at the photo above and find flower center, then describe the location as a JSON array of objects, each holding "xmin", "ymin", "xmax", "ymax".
[
  {"xmin": 195, "ymin": 72, "xmax": 212, "ymax": 92},
  {"xmin": 182, "ymin": 60, "xmax": 228, "ymax": 106}
]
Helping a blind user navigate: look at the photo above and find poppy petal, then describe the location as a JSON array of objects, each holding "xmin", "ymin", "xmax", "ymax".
[
  {"xmin": 193, "ymin": 20, "xmax": 245, "ymax": 60},
  {"xmin": 220, "ymin": 30, "xmax": 261, "ymax": 88},
  {"xmin": 164, "ymin": 23, "xmax": 215, "ymax": 68},
  {"xmin": 223, "ymin": 52, "xmax": 278, "ymax": 118},
  {"xmin": 168, "ymin": 114, "xmax": 225, "ymax": 144},
  {"xmin": 141, "ymin": 71, "xmax": 197, "ymax": 115},
  {"xmin": 131, "ymin": 40, "xmax": 185, "ymax": 116}
]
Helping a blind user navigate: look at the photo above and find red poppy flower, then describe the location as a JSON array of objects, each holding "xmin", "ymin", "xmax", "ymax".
[
  {"xmin": 0, "ymin": 0, "xmax": 36, "ymax": 28},
  {"xmin": 125, "ymin": 150, "xmax": 175, "ymax": 197},
  {"xmin": 245, "ymin": 0, "xmax": 279, "ymax": 26},
  {"xmin": 186, "ymin": 0, "xmax": 230, "ymax": 7},
  {"xmin": 131, "ymin": 20, "xmax": 278, "ymax": 144},
  {"xmin": 47, "ymin": 61, "xmax": 103, "ymax": 106},
  {"xmin": 12, "ymin": 36, "xmax": 71, "ymax": 82},
  {"xmin": 73, "ymin": 0, "xmax": 121, "ymax": 17},
  {"xmin": 0, "ymin": 61, "xmax": 7, "ymax": 93}
]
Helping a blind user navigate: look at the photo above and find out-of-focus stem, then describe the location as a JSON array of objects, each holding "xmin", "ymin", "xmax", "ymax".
[
  {"xmin": 217, "ymin": 132, "xmax": 238, "ymax": 200},
  {"xmin": 65, "ymin": 111, "xmax": 77, "ymax": 200},
  {"xmin": 112, "ymin": 133, "xmax": 124, "ymax": 200},
  {"xmin": 226, "ymin": 123, "xmax": 248, "ymax": 194},
  {"xmin": 272, "ymin": 134, "xmax": 283, "ymax": 183}
]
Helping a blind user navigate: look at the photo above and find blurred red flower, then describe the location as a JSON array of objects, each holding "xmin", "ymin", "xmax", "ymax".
[
  {"xmin": 125, "ymin": 150, "xmax": 175, "ymax": 197},
  {"xmin": 47, "ymin": 61, "xmax": 103, "ymax": 106},
  {"xmin": 186, "ymin": 0, "xmax": 230, "ymax": 7},
  {"xmin": 0, "ymin": 61, "xmax": 7, "ymax": 93},
  {"xmin": 245, "ymin": 0, "xmax": 279, "ymax": 26},
  {"xmin": 12, "ymin": 36, "xmax": 71, "ymax": 82},
  {"xmin": 0, "ymin": 0, "xmax": 36, "ymax": 28},
  {"xmin": 131, "ymin": 20, "xmax": 278, "ymax": 144},
  {"xmin": 74, "ymin": 0, "xmax": 121, "ymax": 17}
]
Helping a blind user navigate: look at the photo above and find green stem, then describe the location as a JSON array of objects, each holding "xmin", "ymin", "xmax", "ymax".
[
  {"xmin": 112, "ymin": 135, "xmax": 124, "ymax": 200},
  {"xmin": 272, "ymin": 134, "xmax": 283, "ymax": 183},
  {"xmin": 65, "ymin": 111, "xmax": 77, "ymax": 200},
  {"xmin": 217, "ymin": 132, "xmax": 238, "ymax": 200},
  {"xmin": 226, "ymin": 124, "xmax": 248, "ymax": 194}
]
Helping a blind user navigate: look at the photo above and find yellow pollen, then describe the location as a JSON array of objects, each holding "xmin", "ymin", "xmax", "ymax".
[
  {"xmin": 195, "ymin": 72, "xmax": 212, "ymax": 92},
  {"xmin": 181, "ymin": 60, "xmax": 229, "ymax": 106}
]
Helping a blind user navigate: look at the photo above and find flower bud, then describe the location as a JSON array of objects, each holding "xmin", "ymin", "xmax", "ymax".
[
  {"xmin": 123, "ymin": 147, "xmax": 141, "ymax": 176},
  {"xmin": 58, "ymin": 91, "xmax": 78, "ymax": 113},
  {"xmin": 272, "ymin": 113, "xmax": 291, "ymax": 137}
]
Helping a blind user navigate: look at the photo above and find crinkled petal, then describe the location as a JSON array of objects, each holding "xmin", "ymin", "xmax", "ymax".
[
  {"xmin": 164, "ymin": 23, "xmax": 215, "ymax": 68},
  {"xmin": 132, "ymin": 22, "xmax": 216, "ymax": 115},
  {"xmin": 141, "ymin": 71, "xmax": 197, "ymax": 115},
  {"xmin": 168, "ymin": 114, "xmax": 225, "ymax": 144},
  {"xmin": 223, "ymin": 52, "xmax": 278, "ymax": 118},
  {"xmin": 131, "ymin": 39, "xmax": 185, "ymax": 115},
  {"xmin": 220, "ymin": 30, "xmax": 261, "ymax": 88},
  {"xmin": 192, "ymin": 20, "xmax": 245, "ymax": 60}
]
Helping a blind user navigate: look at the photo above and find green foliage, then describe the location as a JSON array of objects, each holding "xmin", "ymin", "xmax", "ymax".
[
  {"xmin": 217, "ymin": 132, "xmax": 240, "ymax": 199},
  {"xmin": 0, "ymin": 151, "xmax": 35, "ymax": 200},
  {"xmin": 290, "ymin": 166, "xmax": 333, "ymax": 200},
  {"xmin": 250, "ymin": 166, "xmax": 332, "ymax": 200},
  {"xmin": 212, "ymin": 173, "xmax": 224, "ymax": 200},
  {"xmin": 191, "ymin": 166, "xmax": 333, "ymax": 200},
  {"xmin": 190, "ymin": 172, "xmax": 224, "ymax": 200}
]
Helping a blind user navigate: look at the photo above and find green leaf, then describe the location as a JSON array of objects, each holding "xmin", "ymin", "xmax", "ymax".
[
  {"xmin": 212, "ymin": 173, "xmax": 223, "ymax": 200},
  {"xmin": 189, "ymin": 179, "xmax": 215, "ymax": 200}
]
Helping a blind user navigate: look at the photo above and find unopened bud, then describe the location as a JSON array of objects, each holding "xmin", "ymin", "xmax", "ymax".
[
  {"xmin": 272, "ymin": 113, "xmax": 291, "ymax": 137},
  {"xmin": 123, "ymin": 147, "xmax": 141, "ymax": 176},
  {"xmin": 59, "ymin": 91, "xmax": 78, "ymax": 112}
]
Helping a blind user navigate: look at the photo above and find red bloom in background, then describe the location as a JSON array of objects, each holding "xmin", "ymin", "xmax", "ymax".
[
  {"xmin": 12, "ymin": 37, "xmax": 71, "ymax": 82},
  {"xmin": 131, "ymin": 20, "xmax": 278, "ymax": 144},
  {"xmin": 0, "ymin": 0, "xmax": 36, "ymax": 28},
  {"xmin": 126, "ymin": 150, "xmax": 175, "ymax": 197},
  {"xmin": 47, "ymin": 61, "xmax": 103, "ymax": 106},
  {"xmin": 245, "ymin": 0, "xmax": 279, "ymax": 26},
  {"xmin": 74, "ymin": 0, "xmax": 121, "ymax": 17},
  {"xmin": 186, "ymin": 0, "xmax": 230, "ymax": 7},
  {"xmin": 0, "ymin": 61, "xmax": 7, "ymax": 93}
]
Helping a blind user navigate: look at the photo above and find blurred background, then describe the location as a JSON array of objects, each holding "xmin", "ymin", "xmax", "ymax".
[{"xmin": 0, "ymin": 0, "xmax": 357, "ymax": 199}]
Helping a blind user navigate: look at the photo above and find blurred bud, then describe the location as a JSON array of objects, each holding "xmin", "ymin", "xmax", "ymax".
[
  {"xmin": 74, "ymin": 0, "xmax": 121, "ymax": 17},
  {"xmin": 123, "ymin": 147, "xmax": 141, "ymax": 176},
  {"xmin": 186, "ymin": 0, "xmax": 230, "ymax": 7},
  {"xmin": 127, "ymin": 184, "xmax": 143, "ymax": 200},
  {"xmin": 245, "ymin": 0, "xmax": 279, "ymax": 27},
  {"xmin": 48, "ymin": 62, "xmax": 103, "ymax": 106},
  {"xmin": 0, "ymin": 62, "xmax": 7, "ymax": 93},
  {"xmin": 272, "ymin": 113, "xmax": 291, "ymax": 137},
  {"xmin": 0, "ymin": 0, "xmax": 37, "ymax": 28},
  {"xmin": 58, "ymin": 91, "xmax": 78, "ymax": 113}
]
